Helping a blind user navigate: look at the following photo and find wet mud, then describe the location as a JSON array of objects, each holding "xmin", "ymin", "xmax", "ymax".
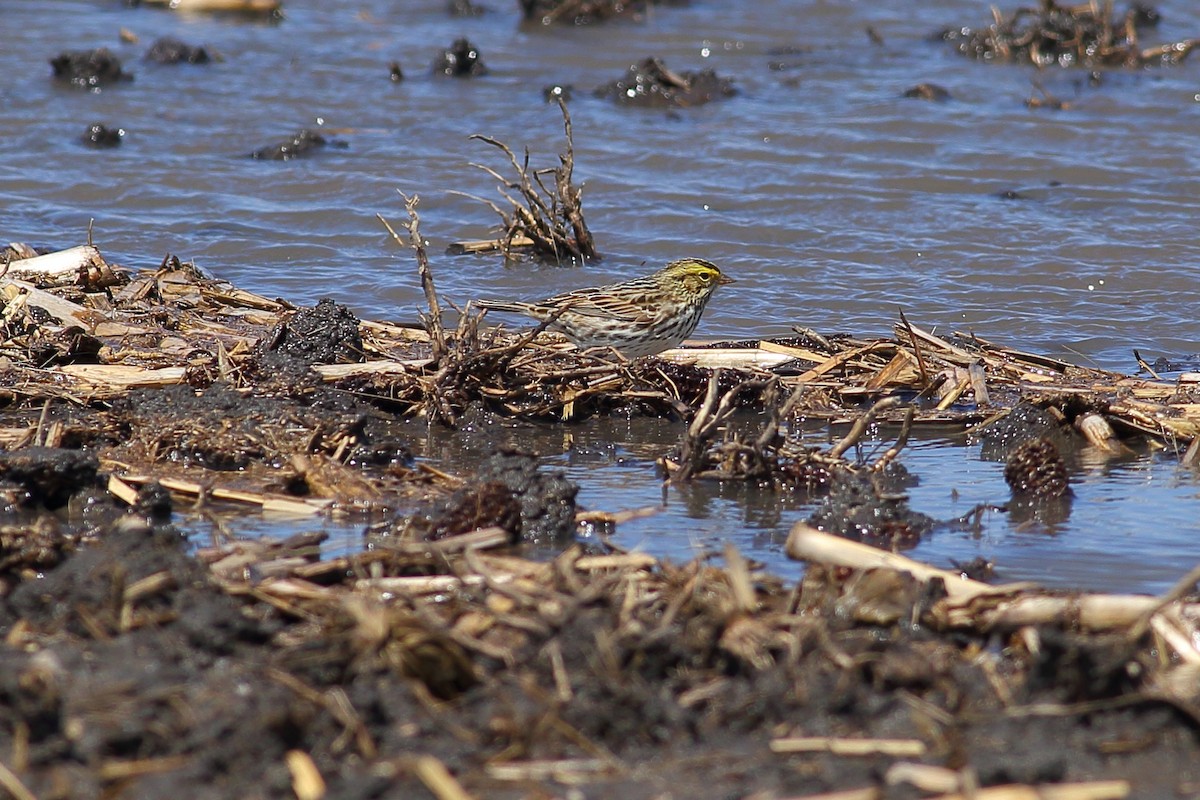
[{"xmin": 1, "ymin": 512, "xmax": 1198, "ymax": 799}]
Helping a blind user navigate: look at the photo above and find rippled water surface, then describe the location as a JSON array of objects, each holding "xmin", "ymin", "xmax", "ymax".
[{"xmin": 6, "ymin": 0, "xmax": 1200, "ymax": 593}]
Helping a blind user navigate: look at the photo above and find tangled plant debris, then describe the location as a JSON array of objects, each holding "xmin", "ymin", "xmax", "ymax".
[
  {"xmin": 452, "ymin": 99, "xmax": 596, "ymax": 263},
  {"xmin": 941, "ymin": 0, "xmax": 1200, "ymax": 67}
]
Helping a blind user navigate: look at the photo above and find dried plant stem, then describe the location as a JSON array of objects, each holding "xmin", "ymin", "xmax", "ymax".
[
  {"xmin": 830, "ymin": 396, "xmax": 903, "ymax": 460},
  {"xmin": 377, "ymin": 199, "xmax": 446, "ymax": 361}
]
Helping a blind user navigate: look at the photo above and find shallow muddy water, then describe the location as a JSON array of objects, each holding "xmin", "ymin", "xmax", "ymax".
[{"xmin": 6, "ymin": 0, "xmax": 1200, "ymax": 593}]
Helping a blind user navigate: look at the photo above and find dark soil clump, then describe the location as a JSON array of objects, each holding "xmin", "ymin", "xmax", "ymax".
[
  {"xmin": 50, "ymin": 48, "xmax": 133, "ymax": 89},
  {"xmin": 520, "ymin": 0, "xmax": 686, "ymax": 26},
  {"xmin": 0, "ymin": 447, "xmax": 100, "ymax": 510},
  {"xmin": 977, "ymin": 400, "xmax": 1072, "ymax": 460},
  {"xmin": 396, "ymin": 480, "xmax": 522, "ymax": 542},
  {"xmin": 256, "ymin": 297, "xmax": 365, "ymax": 368},
  {"xmin": 144, "ymin": 37, "xmax": 214, "ymax": 64},
  {"xmin": 434, "ymin": 37, "xmax": 487, "ymax": 77},
  {"xmin": 595, "ymin": 57, "xmax": 736, "ymax": 108},
  {"xmin": 807, "ymin": 465, "xmax": 933, "ymax": 549},
  {"xmin": 250, "ymin": 129, "xmax": 343, "ymax": 161},
  {"xmin": 476, "ymin": 449, "xmax": 578, "ymax": 543},
  {"xmin": 81, "ymin": 123, "xmax": 124, "ymax": 148}
]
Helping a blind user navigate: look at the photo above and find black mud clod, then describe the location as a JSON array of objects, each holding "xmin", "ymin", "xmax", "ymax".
[
  {"xmin": 389, "ymin": 449, "xmax": 577, "ymax": 544},
  {"xmin": 144, "ymin": 37, "xmax": 214, "ymax": 64},
  {"xmin": 977, "ymin": 401, "xmax": 1074, "ymax": 461},
  {"xmin": 434, "ymin": 37, "xmax": 487, "ymax": 77},
  {"xmin": 250, "ymin": 129, "xmax": 346, "ymax": 161},
  {"xmin": 396, "ymin": 481, "xmax": 522, "ymax": 543},
  {"xmin": 476, "ymin": 449, "xmax": 579, "ymax": 544},
  {"xmin": 82, "ymin": 123, "xmax": 124, "ymax": 148},
  {"xmin": 0, "ymin": 447, "xmax": 101, "ymax": 510},
  {"xmin": 807, "ymin": 465, "xmax": 934, "ymax": 551},
  {"xmin": 257, "ymin": 298, "xmax": 365, "ymax": 368},
  {"xmin": 520, "ymin": 0, "xmax": 684, "ymax": 26},
  {"xmin": 595, "ymin": 56, "xmax": 736, "ymax": 108},
  {"xmin": 50, "ymin": 48, "xmax": 133, "ymax": 89}
]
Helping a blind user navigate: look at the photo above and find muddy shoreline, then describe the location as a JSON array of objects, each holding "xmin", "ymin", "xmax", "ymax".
[
  {"xmin": 0, "ymin": 242, "xmax": 1198, "ymax": 799},
  {"xmin": 5, "ymin": 513, "xmax": 1199, "ymax": 799}
]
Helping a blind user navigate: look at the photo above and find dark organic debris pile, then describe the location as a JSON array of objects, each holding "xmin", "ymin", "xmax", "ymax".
[
  {"xmin": 519, "ymin": 0, "xmax": 686, "ymax": 26},
  {"xmin": 50, "ymin": 48, "xmax": 133, "ymax": 89},
  {"xmin": 941, "ymin": 0, "xmax": 1199, "ymax": 67},
  {"xmin": 0, "ymin": 447, "xmax": 101, "ymax": 510},
  {"xmin": 434, "ymin": 37, "xmax": 488, "ymax": 77},
  {"xmin": 386, "ymin": 449, "xmax": 578, "ymax": 545},
  {"xmin": 256, "ymin": 297, "xmax": 365, "ymax": 368},
  {"xmin": 978, "ymin": 400, "xmax": 1083, "ymax": 526},
  {"xmin": 250, "ymin": 129, "xmax": 346, "ymax": 160},
  {"xmin": 807, "ymin": 465, "xmax": 933, "ymax": 550},
  {"xmin": 82, "ymin": 123, "xmax": 125, "ymax": 148},
  {"xmin": 143, "ymin": 36, "xmax": 215, "ymax": 64},
  {"xmin": 595, "ymin": 56, "xmax": 736, "ymax": 108}
]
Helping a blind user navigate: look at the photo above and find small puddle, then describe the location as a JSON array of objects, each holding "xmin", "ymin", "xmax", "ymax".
[{"xmin": 181, "ymin": 414, "xmax": 1200, "ymax": 596}]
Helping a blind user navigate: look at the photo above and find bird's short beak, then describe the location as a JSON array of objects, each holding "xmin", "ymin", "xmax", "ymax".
[{"xmin": 718, "ymin": 274, "xmax": 735, "ymax": 286}]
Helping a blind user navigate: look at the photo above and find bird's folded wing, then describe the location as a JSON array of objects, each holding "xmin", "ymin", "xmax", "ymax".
[{"xmin": 560, "ymin": 294, "xmax": 658, "ymax": 324}]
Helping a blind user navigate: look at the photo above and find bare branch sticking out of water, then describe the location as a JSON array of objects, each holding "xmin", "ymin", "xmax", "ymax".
[{"xmin": 459, "ymin": 98, "xmax": 596, "ymax": 264}]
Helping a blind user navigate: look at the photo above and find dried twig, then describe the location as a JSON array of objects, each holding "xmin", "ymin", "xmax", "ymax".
[
  {"xmin": 378, "ymin": 194, "xmax": 446, "ymax": 361},
  {"xmin": 830, "ymin": 396, "xmax": 904, "ymax": 460}
]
